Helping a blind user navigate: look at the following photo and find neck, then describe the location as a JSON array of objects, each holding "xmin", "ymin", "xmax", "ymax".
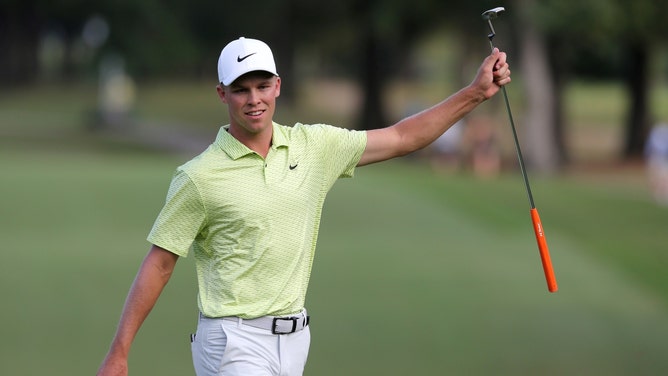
[{"xmin": 228, "ymin": 124, "xmax": 273, "ymax": 158}]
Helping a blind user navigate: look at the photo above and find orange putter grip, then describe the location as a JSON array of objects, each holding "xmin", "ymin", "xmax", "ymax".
[{"xmin": 530, "ymin": 208, "xmax": 558, "ymax": 292}]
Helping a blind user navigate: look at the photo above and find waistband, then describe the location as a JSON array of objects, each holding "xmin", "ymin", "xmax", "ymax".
[{"xmin": 202, "ymin": 309, "xmax": 310, "ymax": 335}]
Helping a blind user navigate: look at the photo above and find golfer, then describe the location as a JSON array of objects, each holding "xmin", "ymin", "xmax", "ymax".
[{"xmin": 97, "ymin": 37, "xmax": 511, "ymax": 376}]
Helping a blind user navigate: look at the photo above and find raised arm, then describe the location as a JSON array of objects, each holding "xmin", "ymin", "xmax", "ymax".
[
  {"xmin": 97, "ymin": 245, "xmax": 179, "ymax": 376},
  {"xmin": 358, "ymin": 48, "xmax": 511, "ymax": 167}
]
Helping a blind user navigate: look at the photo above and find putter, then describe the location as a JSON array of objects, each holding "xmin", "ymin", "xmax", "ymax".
[{"xmin": 482, "ymin": 7, "xmax": 558, "ymax": 293}]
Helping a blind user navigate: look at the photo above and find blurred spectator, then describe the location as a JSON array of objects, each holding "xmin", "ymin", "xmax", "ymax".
[
  {"xmin": 429, "ymin": 119, "xmax": 464, "ymax": 173},
  {"xmin": 645, "ymin": 123, "xmax": 668, "ymax": 205},
  {"xmin": 96, "ymin": 55, "xmax": 136, "ymax": 128},
  {"xmin": 462, "ymin": 115, "xmax": 501, "ymax": 179}
]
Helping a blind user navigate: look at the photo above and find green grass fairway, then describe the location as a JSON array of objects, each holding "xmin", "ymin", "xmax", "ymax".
[
  {"xmin": 2, "ymin": 81, "xmax": 668, "ymax": 375},
  {"xmin": 1, "ymin": 145, "xmax": 667, "ymax": 375},
  {"xmin": 310, "ymin": 162, "xmax": 668, "ymax": 375}
]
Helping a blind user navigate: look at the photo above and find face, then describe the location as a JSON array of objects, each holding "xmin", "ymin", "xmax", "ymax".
[{"xmin": 217, "ymin": 72, "xmax": 281, "ymax": 137}]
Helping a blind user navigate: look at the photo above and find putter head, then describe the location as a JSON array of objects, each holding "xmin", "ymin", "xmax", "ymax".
[{"xmin": 482, "ymin": 7, "xmax": 505, "ymax": 20}]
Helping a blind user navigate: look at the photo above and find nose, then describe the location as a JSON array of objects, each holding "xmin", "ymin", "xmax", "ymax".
[{"xmin": 247, "ymin": 89, "xmax": 261, "ymax": 105}]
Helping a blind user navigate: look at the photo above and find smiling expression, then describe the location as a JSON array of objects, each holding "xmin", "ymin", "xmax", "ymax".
[{"xmin": 218, "ymin": 72, "xmax": 281, "ymax": 139}]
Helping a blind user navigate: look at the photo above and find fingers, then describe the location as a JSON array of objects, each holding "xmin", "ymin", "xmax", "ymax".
[
  {"xmin": 494, "ymin": 66, "xmax": 511, "ymax": 86},
  {"xmin": 472, "ymin": 48, "xmax": 512, "ymax": 99},
  {"xmin": 494, "ymin": 72, "xmax": 511, "ymax": 86},
  {"xmin": 485, "ymin": 47, "xmax": 501, "ymax": 70},
  {"xmin": 491, "ymin": 48, "xmax": 505, "ymax": 67},
  {"xmin": 491, "ymin": 49, "xmax": 511, "ymax": 86}
]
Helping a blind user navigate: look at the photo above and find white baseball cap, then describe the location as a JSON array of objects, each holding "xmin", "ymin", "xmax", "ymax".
[{"xmin": 217, "ymin": 37, "xmax": 278, "ymax": 86}]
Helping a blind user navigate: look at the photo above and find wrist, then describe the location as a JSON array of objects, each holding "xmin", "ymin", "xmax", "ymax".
[
  {"xmin": 107, "ymin": 338, "xmax": 131, "ymax": 359},
  {"xmin": 462, "ymin": 84, "xmax": 488, "ymax": 104}
]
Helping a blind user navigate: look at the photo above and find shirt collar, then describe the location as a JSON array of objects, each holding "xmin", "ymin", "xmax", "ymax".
[{"xmin": 215, "ymin": 122, "xmax": 288, "ymax": 160}]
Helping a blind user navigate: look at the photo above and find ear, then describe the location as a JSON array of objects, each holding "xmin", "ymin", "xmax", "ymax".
[
  {"xmin": 274, "ymin": 77, "xmax": 281, "ymax": 98},
  {"xmin": 216, "ymin": 84, "xmax": 227, "ymax": 103}
]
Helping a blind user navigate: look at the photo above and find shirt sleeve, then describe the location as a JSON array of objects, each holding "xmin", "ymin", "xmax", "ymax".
[
  {"xmin": 147, "ymin": 169, "xmax": 206, "ymax": 257},
  {"xmin": 315, "ymin": 124, "xmax": 367, "ymax": 182}
]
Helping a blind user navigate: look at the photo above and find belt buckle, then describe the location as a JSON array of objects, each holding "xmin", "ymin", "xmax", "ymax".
[{"xmin": 272, "ymin": 317, "xmax": 298, "ymax": 334}]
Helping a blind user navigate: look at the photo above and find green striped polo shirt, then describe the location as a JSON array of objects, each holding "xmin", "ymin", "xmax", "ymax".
[{"xmin": 147, "ymin": 122, "xmax": 367, "ymax": 318}]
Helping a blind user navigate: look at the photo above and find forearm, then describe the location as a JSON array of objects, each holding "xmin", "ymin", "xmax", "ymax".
[
  {"xmin": 104, "ymin": 246, "xmax": 178, "ymax": 359},
  {"xmin": 359, "ymin": 85, "xmax": 486, "ymax": 166},
  {"xmin": 358, "ymin": 49, "xmax": 509, "ymax": 166},
  {"xmin": 394, "ymin": 84, "xmax": 486, "ymax": 155}
]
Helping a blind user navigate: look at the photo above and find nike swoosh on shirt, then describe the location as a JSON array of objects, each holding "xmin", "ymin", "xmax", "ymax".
[
  {"xmin": 237, "ymin": 53, "xmax": 257, "ymax": 62},
  {"xmin": 289, "ymin": 164, "xmax": 298, "ymax": 170}
]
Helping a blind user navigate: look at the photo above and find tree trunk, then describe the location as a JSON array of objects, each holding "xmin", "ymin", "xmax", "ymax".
[
  {"xmin": 270, "ymin": 1, "xmax": 296, "ymax": 105},
  {"xmin": 355, "ymin": 2, "xmax": 387, "ymax": 131},
  {"xmin": 515, "ymin": 0, "xmax": 562, "ymax": 173},
  {"xmin": 623, "ymin": 41, "xmax": 651, "ymax": 159},
  {"xmin": 0, "ymin": 4, "xmax": 41, "ymax": 86}
]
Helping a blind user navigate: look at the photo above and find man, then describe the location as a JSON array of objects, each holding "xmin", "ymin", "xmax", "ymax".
[
  {"xmin": 646, "ymin": 123, "xmax": 668, "ymax": 205},
  {"xmin": 97, "ymin": 36, "xmax": 511, "ymax": 376}
]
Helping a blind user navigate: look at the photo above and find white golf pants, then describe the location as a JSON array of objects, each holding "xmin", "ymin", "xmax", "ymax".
[{"xmin": 191, "ymin": 314, "xmax": 311, "ymax": 376}]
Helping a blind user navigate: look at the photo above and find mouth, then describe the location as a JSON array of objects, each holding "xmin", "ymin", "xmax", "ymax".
[{"xmin": 246, "ymin": 109, "xmax": 265, "ymax": 117}]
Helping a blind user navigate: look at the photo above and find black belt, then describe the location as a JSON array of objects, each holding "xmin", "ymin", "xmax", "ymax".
[{"xmin": 221, "ymin": 310, "xmax": 310, "ymax": 334}]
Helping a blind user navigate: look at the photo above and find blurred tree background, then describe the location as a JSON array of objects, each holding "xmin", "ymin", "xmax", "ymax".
[
  {"xmin": 2, "ymin": 0, "xmax": 668, "ymax": 171},
  {"xmin": 4, "ymin": 3, "xmax": 668, "ymax": 374}
]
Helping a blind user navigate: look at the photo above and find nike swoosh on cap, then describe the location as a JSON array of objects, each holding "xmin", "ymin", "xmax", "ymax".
[{"xmin": 237, "ymin": 53, "xmax": 257, "ymax": 62}]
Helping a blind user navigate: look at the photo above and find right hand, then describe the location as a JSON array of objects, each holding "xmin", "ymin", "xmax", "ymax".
[{"xmin": 470, "ymin": 48, "xmax": 511, "ymax": 100}]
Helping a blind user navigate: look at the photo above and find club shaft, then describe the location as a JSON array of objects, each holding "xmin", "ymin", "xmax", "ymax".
[
  {"xmin": 500, "ymin": 86, "xmax": 536, "ymax": 209},
  {"xmin": 488, "ymin": 35, "xmax": 535, "ymax": 209}
]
